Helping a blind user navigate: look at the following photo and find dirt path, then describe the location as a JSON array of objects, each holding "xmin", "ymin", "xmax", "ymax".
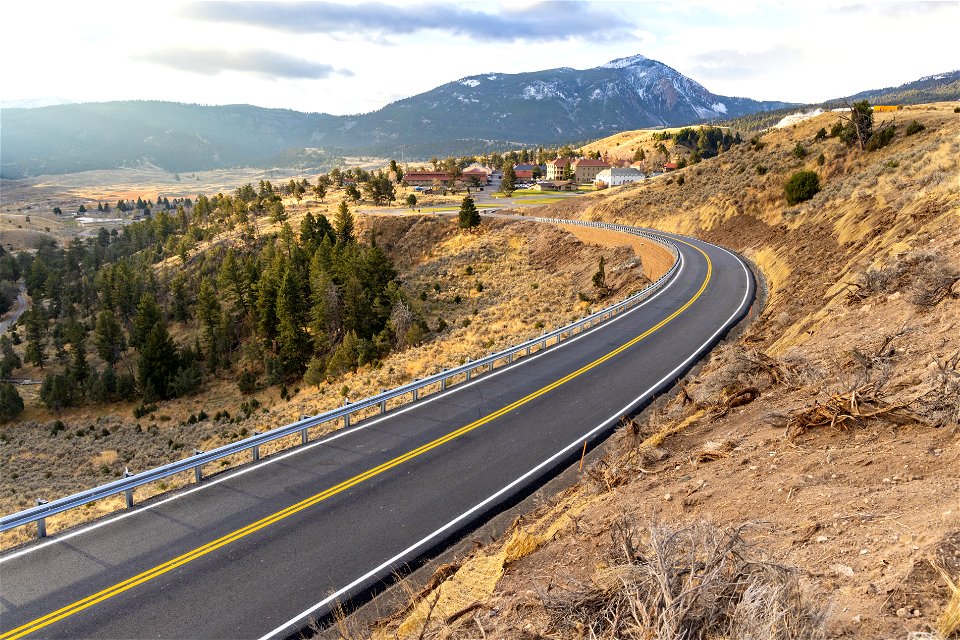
[{"xmin": 0, "ymin": 283, "xmax": 31, "ymax": 336}]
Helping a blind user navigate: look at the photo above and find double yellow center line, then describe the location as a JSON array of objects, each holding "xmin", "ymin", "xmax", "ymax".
[{"xmin": 2, "ymin": 241, "xmax": 711, "ymax": 640}]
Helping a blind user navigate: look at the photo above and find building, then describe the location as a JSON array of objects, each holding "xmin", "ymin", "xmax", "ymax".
[
  {"xmin": 662, "ymin": 162, "xmax": 678, "ymax": 172},
  {"xmin": 571, "ymin": 158, "xmax": 611, "ymax": 184},
  {"xmin": 461, "ymin": 162, "xmax": 492, "ymax": 176},
  {"xmin": 461, "ymin": 168, "xmax": 490, "ymax": 185},
  {"xmin": 402, "ymin": 172, "xmax": 452, "ymax": 187},
  {"xmin": 595, "ymin": 167, "xmax": 645, "ymax": 187},
  {"xmin": 545, "ymin": 158, "xmax": 573, "ymax": 181},
  {"xmin": 532, "ymin": 180, "xmax": 574, "ymax": 191}
]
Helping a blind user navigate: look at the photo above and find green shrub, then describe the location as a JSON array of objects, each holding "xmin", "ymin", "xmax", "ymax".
[
  {"xmin": 865, "ymin": 125, "xmax": 896, "ymax": 151},
  {"xmin": 816, "ymin": 153, "xmax": 825, "ymax": 166},
  {"xmin": 792, "ymin": 143, "xmax": 807, "ymax": 159},
  {"xmin": 49, "ymin": 420, "xmax": 66, "ymax": 437},
  {"xmin": 237, "ymin": 369, "xmax": 258, "ymax": 395},
  {"xmin": 133, "ymin": 403, "xmax": 155, "ymax": 418},
  {"xmin": 905, "ymin": 120, "xmax": 925, "ymax": 136},
  {"xmin": 784, "ymin": 171, "xmax": 821, "ymax": 205},
  {"xmin": 756, "ymin": 165, "xmax": 768, "ymax": 176},
  {"xmin": 814, "ymin": 128, "xmax": 827, "ymax": 141}
]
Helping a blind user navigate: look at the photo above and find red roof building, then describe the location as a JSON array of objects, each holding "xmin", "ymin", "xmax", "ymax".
[
  {"xmin": 402, "ymin": 172, "xmax": 453, "ymax": 186},
  {"xmin": 571, "ymin": 158, "xmax": 611, "ymax": 184},
  {"xmin": 545, "ymin": 158, "xmax": 572, "ymax": 180}
]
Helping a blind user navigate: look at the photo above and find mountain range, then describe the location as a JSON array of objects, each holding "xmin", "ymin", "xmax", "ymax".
[{"xmin": 2, "ymin": 56, "xmax": 956, "ymax": 178}]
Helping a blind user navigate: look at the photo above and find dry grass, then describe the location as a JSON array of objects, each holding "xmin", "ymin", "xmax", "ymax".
[
  {"xmin": 934, "ymin": 563, "xmax": 960, "ymax": 639},
  {"xmin": 1, "ymin": 213, "xmax": 662, "ymax": 549},
  {"xmin": 540, "ymin": 520, "xmax": 828, "ymax": 640}
]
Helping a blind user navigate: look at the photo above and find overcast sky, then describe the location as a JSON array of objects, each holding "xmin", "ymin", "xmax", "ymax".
[{"xmin": 2, "ymin": 1, "xmax": 957, "ymax": 114}]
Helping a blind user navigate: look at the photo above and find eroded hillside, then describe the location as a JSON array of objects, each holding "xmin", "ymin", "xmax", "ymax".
[{"xmin": 359, "ymin": 103, "xmax": 960, "ymax": 639}]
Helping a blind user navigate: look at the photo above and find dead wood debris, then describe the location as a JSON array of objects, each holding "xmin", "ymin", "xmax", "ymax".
[
  {"xmin": 785, "ymin": 386, "xmax": 927, "ymax": 442},
  {"xmin": 539, "ymin": 520, "xmax": 828, "ymax": 640}
]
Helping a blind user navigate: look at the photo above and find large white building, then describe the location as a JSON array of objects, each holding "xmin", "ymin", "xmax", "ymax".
[{"xmin": 595, "ymin": 167, "xmax": 645, "ymax": 187}]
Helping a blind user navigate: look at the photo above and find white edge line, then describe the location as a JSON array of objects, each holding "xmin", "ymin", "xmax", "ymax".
[
  {"xmin": 0, "ymin": 248, "xmax": 686, "ymax": 562},
  {"xmin": 257, "ymin": 252, "xmax": 753, "ymax": 640}
]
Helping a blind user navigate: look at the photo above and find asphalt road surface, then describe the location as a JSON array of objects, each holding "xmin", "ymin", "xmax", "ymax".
[
  {"xmin": 0, "ymin": 224, "xmax": 754, "ymax": 640},
  {"xmin": 0, "ymin": 284, "xmax": 30, "ymax": 337}
]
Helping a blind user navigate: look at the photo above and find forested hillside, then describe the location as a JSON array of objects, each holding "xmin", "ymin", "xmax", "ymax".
[{"xmin": 0, "ymin": 181, "xmax": 413, "ymax": 419}]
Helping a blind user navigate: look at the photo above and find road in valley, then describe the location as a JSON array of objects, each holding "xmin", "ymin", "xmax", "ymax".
[{"xmin": 0, "ymin": 222, "xmax": 753, "ymax": 640}]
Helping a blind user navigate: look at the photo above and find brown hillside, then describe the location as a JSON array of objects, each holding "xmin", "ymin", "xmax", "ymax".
[
  {"xmin": 0, "ymin": 214, "xmax": 655, "ymax": 549},
  {"xmin": 361, "ymin": 103, "xmax": 960, "ymax": 639}
]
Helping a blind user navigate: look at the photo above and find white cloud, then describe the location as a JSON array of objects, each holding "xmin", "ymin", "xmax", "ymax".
[{"xmin": 1, "ymin": 1, "xmax": 957, "ymax": 113}]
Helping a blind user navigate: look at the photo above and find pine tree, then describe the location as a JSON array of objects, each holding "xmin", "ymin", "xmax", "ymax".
[
  {"xmin": 839, "ymin": 100, "xmax": 873, "ymax": 150},
  {"xmin": 334, "ymin": 201, "xmax": 355, "ymax": 245},
  {"xmin": 131, "ymin": 294, "xmax": 163, "ymax": 350},
  {"xmin": 23, "ymin": 307, "xmax": 47, "ymax": 369},
  {"xmin": 326, "ymin": 330, "xmax": 359, "ymax": 377},
  {"xmin": 0, "ymin": 383, "xmax": 24, "ymax": 422},
  {"xmin": 0, "ymin": 335, "xmax": 21, "ymax": 378},
  {"xmin": 196, "ymin": 280, "xmax": 228, "ymax": 370},
  {"xmin": 313, "ymin": 182, "xmax": 327, "ymax": 202},
  {"xmin": 458, "ymin": 196, "xmax": 481, "ymax": 229},
  {"xmin": 137, "ymin": 321, "xmax": 179, "ymax": 401},
  {"xmin": 309, "ymin": 255, "xmax": 339, "ymax": 354},
  {"xmin": 94, "ymin": 310, "xmax": 125, "ymax": 367},
  {"xmin": 501, "ymin": 163, "xmax": 517, "ymax": 195},
  {"xmin": 70, "ymin": 337, "xmax": 89, "ymax": 386},
  {"xmin": 276, "ymin": 268, "xmax": 311, "ymax": 377}
]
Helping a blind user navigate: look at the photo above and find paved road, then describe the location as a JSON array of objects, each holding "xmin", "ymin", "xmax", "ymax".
[
  {"xmin": 0, "ymin": 284, "xmax": 30, "ymax": 337},
  {"xmin": 0, "ymin": 224, "xmax": 753, "ymax": 640}
]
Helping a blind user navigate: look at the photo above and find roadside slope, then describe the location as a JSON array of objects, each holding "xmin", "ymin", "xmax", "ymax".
[{"xmin": 362, "ymin": 102, "xmax": 960, "ymax": 639}]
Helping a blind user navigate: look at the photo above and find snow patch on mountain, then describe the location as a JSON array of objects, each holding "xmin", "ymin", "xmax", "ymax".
[
  {"xmin": 459, "ymin": 79, "xmax": 481, "ymax": 87},
  {"xmin": 710, "ymin": 102, "xmax": 728, "ymax": 114},
  {"xmin": 522, "ymin": 82, "xmax": 563, "ymax": 101},
  {"xmin": 601, "ymin": 54, "xmax": 649, "ymax": 69}
]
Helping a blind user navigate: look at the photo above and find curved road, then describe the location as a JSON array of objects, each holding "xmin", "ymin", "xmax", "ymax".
[
  {"xmin": 0, "ymin": 224, "xmax": 753, "ymax": 640},
  {"xmin": 0, "ymin": 284, "xmax": 30, "ymax": 337}
]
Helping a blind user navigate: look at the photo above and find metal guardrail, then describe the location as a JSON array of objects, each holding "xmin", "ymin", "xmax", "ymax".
[{"xmin": 0, "ymin": 218, "xmax": 680, "ymax": 538}]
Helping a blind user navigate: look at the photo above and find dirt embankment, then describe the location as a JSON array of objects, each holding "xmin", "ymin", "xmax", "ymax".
[
  {"xmin": 0, "ymin": 212, "xmax": 660, "ymax": 548},
  {"xmin": 359, "ymin": 104, "xmax": 960, "ymax": 639}
]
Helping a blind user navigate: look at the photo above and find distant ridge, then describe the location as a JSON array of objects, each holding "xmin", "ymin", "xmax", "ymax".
[
  {"xmin": 0, "ymin": 54, "xmax": 828, "ymax": 177},
  {"xmin": 713, "ymin": 70, "xmax": 960, "ymax": 132}
]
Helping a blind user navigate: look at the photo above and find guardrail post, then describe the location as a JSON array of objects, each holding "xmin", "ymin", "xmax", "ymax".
[
  {"xmin": 507, "ymin": 352, "xmax": 513, "ymax": 364},
  {"xmin": 252, "ymin": 433, "xmax": 261, "ymax": 461},
  {"xmin": 525, "ymin": 345, "xmax": 531, "ymax": 356},
  {"xmin": 440, "ymin": 370, "xmax": 447, "ymax": 390},
  {"xmin": 343, "ymin": 399, "xmax": 350, "ymax": 427},
  {"xmin": 36, "ymin": 499, "xmax": 48, "ymax": 538},
  {"xmin": 299, "ymin": 416, "xmax": 309, "ymax": 445},
  {"xmin": 380, "ymin": 391, "xmax": 387, "ymax": 414},
  {"xmin": 193, "ymin": 449, "xmax": 203, "ymax": 482},
  {"xmin": 465, "ymin": 359, "xmax": 471, "ymax": 381},
  {"xmin": 413, "ymin": 385, "xmax": 418, "ymax": 401},
  {"xmin": 124, "ymin": 468, "xmax": 134, "ymax": 508}
]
